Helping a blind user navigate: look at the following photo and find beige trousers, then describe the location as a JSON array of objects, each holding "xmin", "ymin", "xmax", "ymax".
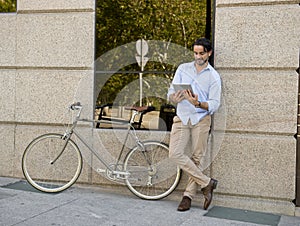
[{"xmin": 169, "ymin": 115, "xmax": 211, "ymax": 199}]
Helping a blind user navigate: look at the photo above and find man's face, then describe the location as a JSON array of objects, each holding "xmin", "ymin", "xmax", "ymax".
[{"xmin": 193, "ymin": 45, "xmax": 211, "ymax": 66}]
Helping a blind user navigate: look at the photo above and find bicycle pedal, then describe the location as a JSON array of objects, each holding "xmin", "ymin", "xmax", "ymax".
[{"xmin": 116, "ymin": 175, "xmax": 125, "ymax": 179}]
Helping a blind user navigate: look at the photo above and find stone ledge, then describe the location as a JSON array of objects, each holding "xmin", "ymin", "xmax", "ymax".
[
  {"xmin": 17, "ymin": 0, "xmax": 95, "ymax": 11},
  {"xmin": 217, "ymin": 0, "xmax": 299, "ymax": 8}
]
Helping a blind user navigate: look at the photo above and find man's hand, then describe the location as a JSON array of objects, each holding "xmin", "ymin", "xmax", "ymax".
[
  {"xmin": 183, "ymin": 89, "xmax": 208, "ymax": 110},
  {"xmin": 170, "ymin": 90, "xmax": 185, "ymax": 104},
  {"xmin": 183, "ymin": 89, "xmax": 199, "ymax": 106}
]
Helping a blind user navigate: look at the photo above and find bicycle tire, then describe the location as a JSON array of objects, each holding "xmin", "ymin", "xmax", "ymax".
[
  {"xmin": 124, "ymin": 141, "xmax": 181, "ymax": 200},
  {"xmin": 22, "ymin": 133, "xmax": 82, "ymax": 193}
]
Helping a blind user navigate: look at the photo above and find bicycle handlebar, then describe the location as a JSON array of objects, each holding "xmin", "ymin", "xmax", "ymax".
[{"xmin": 70, "ymin": 102, "xmax": 82, "ymax": 110}]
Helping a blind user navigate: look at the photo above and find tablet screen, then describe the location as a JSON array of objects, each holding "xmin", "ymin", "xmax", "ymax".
[{"xmin": 173, "ymin": 84, "xmax": 194, "ymax": 94}]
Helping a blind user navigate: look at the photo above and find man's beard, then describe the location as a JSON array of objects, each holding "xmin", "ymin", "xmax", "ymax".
[{"xmin": 195, "ymin": 58, "xmax": 208, "ymax": 66}]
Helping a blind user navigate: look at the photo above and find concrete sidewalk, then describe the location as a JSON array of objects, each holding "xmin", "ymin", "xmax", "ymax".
[{"xmin": 1, "ymin": 177, "xmax": 300, "ymax": 226}]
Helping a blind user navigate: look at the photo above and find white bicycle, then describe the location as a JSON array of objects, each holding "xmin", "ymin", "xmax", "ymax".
[{"xmin": 22, "ymin": 102, "xmax": 181, "ymax": 200}]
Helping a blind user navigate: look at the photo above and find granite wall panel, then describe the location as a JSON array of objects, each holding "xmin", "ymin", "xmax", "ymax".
[{"xmin": 214, "ymin": 4, "xmax": 300, "ymax": 68}]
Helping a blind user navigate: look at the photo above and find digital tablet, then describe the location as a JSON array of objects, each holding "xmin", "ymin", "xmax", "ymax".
[{"xmin": 173, "ymin": 84, "xmax": 194, "ymax": 94}]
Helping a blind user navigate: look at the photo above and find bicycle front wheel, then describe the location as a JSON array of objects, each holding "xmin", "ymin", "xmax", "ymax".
[
  {"xmin": 124, "ymin": 141, "xmax": 181, "ymax": 200},
  {"xmin": 22, "ymin": 133, "xmax": 82, "ymax": 193}
]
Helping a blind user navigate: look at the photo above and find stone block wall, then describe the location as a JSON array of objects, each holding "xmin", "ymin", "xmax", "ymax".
[
  {"xmin": 0, "ymin": 0, "xmax": 299, "ymax": 216},
  {"xmin": 213, "ymin": 0, "xmax": 300, "ymax": 215}
]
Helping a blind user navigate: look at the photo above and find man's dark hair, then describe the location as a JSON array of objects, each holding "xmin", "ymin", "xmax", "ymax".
[{"xmin": 192, "ymin": 38, "xmax": 213, "ymax": 53}]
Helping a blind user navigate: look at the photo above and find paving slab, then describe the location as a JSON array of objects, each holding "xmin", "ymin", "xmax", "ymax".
[{"xmin": 1, "ymin": 177, "xmax": 300, "ymax": 226}]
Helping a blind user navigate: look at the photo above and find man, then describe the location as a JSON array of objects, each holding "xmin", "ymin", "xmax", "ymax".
[{"xmin": 167, "ymin": 38, "xmax": 221, "ymax": 211}]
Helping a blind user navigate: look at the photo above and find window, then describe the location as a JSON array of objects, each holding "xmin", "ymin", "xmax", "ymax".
[{"xmin": 95, "ymin": 0, "xmax": 214, "ymax": 130}]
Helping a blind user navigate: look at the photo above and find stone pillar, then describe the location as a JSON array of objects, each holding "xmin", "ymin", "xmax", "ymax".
[{"xmin": 213, "ymin": 0, "xmax": 300, "ymax": 215}]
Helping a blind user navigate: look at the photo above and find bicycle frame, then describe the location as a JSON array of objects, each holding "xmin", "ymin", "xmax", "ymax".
[{"xmin": 59, "ymin": 103, "xmax": 147, "ymax": 179}]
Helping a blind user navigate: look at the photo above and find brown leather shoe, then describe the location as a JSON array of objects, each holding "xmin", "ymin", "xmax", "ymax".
[
  {"xmin": 201, "ymin": 178, "xmax": 218, "ymax": 210},
  {"xmin": 177, "ymin": 196, "xmax": 191, "ymax": 211}
]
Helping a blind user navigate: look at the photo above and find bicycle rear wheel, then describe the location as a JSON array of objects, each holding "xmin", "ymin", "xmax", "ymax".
[
  {"xmin": 22, "ymin": 133, "xmax": 82, "ymax": 193},
  {"xmin": 124, "ymin": 141, "xmax": 181, "ymax": 200}
]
